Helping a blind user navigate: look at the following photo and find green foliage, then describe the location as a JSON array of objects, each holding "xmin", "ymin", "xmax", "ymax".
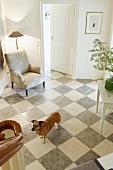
[{"xmin": 89, "ymin": 39, "xmax": 113, "ymax": 72}]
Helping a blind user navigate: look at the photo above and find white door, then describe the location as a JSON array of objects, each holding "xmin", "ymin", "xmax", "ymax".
[{"xmin": 51, "ymin": 4, "xmax": 74, "ymax": 75}]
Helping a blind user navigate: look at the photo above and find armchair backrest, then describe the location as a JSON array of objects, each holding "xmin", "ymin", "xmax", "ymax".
[{"xmin": 5, "ymin": 49, "xmax": 30, "ymax": 74}]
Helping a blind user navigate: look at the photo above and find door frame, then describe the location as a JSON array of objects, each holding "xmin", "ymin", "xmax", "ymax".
[{"xmin": 40, "ymin": 0, "xmax": 79, "ymax": 79}]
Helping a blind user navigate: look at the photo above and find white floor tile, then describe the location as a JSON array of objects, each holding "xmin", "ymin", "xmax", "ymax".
[
  {"xmin": 0, "ymin": 99, "xmax": 10, "ymax": 109},
  {"xmin": 37, "ymin": 101, "xmax": 60, "ymax": 115},
  {"xmin": 65, "ymin": 81, "xmax": 83, "ymax": 89},
  {"xmin": 12, "ymin": 100, "xmax": 34, "ymax": 113},
  {"xmin": 91, "ymin": 120, "xmax": 113, "ymax": 138},
  {"xmin": 18, "ymin": 89, "xmax": 38, "ymax": 99},
  {"xmin": 48, "ymin": 72, "xmax": 64, "ymax": 79},
  {"xmin": 87, "ymin": 91, "xmax": 98, "ymax": 101},
  {"xmin": 63, "ymin": 102, "xmax": 86, "ymax": 116},
  {"xmin": 87, "ymin": 81, "xmax": 98, "ymax": 90},
  {"xmin": 59, "ymin": 137, "xmax": 89, "ymax": 161},
  {"xmin": 65, "ymin": 163, "xmax": 77, "ymax": 170},
  {"xmin": 62, "ymin": 117, "xmax": 87, "ymax": 135},
  {"xmin": 64, "ymin": 90, "xmax": 84, "ymax": 101},
  {"xmin": 25, "ymin": 137, "xmax": 55, "ymax": 159},
  {"xmin": 0, "ymin": 87, "xmax": 16, "ymax": 98},
  {"xmin": 25, "ymin": 160, "xmax": 46, "ymax": 170},
  {"xmin": 93, "ymin": 139, "xmax": 113, "ymax": 157},
  {"xmin": 42, "ymin": 89, "xmax": 61, "ymax": 100},
  {"xmin": 89, "ymin": 104, "xmax": 110, "ymax": 117},
  {"xmin": 47, "ymin": 80, "xmax": 62, "ymax": 88},
  {"xmin": 8, "ymin": 114, "xmax": 29, "ymax": 127}
]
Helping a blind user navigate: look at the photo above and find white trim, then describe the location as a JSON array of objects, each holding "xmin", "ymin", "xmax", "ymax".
[
  {"xmin": 40, "ymin": 0, "xmax": 79, "ymax": 4},
  {"xmin": 40, "ymin": 0, "xmax": 79, "ymax": 78},
  {"xmin": 72, "ymin": 2, "xmax": 79, "ymax": 79},
  {"xmin": 76, "ymin": 74, "xmax": 104, "ymax": 80},
  {"xmin": 40, "ymin": 2, "xmax": 45, "ymax": 75}
]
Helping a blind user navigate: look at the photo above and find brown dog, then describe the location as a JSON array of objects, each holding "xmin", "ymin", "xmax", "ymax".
[{"xmin": 31, "ymin": 112, "xmax": 61, "ymax": 143}]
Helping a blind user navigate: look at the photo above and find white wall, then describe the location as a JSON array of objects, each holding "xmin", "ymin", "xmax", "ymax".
[
  {"xmin": 110, "ymin": 3, "xmax": 113, "ymax": 47},
  {"xmin": 3, "ymin": 0, "xmax": 41, "ymax": 66},
  {"xmin": 0, "ymin": 0, "xmax": 10, "ymax": 94},
  {"xmin": 76, "ymin": 0, "xmax": 113, "ymax": 79},
  {"xmin": 2, "ymin": 0, "xmax": 113, "ymax": 79}
]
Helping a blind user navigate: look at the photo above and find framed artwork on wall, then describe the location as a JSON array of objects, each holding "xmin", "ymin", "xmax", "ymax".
[{"xmin": 85, "ymin": 12, "xmax": 103, "ymax": 34}]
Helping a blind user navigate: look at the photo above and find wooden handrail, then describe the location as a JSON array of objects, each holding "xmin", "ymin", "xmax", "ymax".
[{"xmin": 0, "ymin": 120, "xmax": 23, "ymax": 166}]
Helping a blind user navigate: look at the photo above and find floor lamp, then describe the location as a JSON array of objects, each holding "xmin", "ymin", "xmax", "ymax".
[{"xmin": 9, "ymin": 31, "xmax": 23, "ymax": 50}]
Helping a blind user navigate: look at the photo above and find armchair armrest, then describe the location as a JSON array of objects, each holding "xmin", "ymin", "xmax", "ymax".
[
  {"xmin": 29, "ymin": 64, "xmax": 43, "ymax": 74},
  {"xmin": 11, "ymin": 71, "xmax": 25, "ymax": 83}
]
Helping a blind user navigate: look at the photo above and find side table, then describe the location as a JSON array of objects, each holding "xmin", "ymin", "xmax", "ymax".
[{"xmin": 96, "ymin": 80, "xmax": 113, "ymax": 134}]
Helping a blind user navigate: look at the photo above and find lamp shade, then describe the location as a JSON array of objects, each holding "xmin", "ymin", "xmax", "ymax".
[{"xmin": 9, "ymin": 31, "xmax": 23, "ymax": 38}]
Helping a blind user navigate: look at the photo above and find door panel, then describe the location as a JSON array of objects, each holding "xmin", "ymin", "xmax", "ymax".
[
  {"xmin": 52, "ymin": 45, "xmax": 71, "ymax": 74},
  {"xmin": 51, "ymin": 4, "xmax": 74, "ymax": 74},
  {"xmin": 53, "ymin": 7, "xmax": 70, "ymax": 44}
]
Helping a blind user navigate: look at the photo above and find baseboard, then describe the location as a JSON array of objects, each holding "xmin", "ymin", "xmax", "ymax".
[{"xmin": 75, "ymin": 74, "xmax": 104, "ymax": 80}]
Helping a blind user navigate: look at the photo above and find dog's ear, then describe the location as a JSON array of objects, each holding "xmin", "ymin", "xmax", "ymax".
[
  {"xmin": 31, "ymin": 120, "xmax": 36, "ymax": 123},
  {"xmin": 39, "ymin": 121, "xmax": 44, "ymax": 127}
]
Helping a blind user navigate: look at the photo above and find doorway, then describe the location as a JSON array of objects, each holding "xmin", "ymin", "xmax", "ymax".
[{"xmin": 40, "ymin": 0, "xmax": 79, "ymax": 79}]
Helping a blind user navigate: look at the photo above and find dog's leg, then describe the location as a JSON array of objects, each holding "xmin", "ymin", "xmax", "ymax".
[
  {"xmin": 55, "ymin": 123, "xmax": 60, "ymax": 129},
  {"xmin": 39, "ymin": 136, "xmax": 43, "ymax": 138},
  {"xmin": 43, "ymin": 136, "xmax": 46, "ymax": 144}
]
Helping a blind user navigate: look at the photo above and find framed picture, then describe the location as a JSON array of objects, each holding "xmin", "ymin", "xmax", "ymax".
[{"xmin": 85, "ymin": 12, "xmax": 103, "ymax": 34}]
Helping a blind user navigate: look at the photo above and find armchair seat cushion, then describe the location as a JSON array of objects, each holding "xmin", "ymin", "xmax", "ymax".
[{"xmin": 23, "ymin": 72, "xmax": 45, "ymax": 89}]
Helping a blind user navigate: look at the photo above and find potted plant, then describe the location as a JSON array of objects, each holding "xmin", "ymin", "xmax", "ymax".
[{"xmin": 89, "ymin": 39, "xmax": 113, "ymax": 91}]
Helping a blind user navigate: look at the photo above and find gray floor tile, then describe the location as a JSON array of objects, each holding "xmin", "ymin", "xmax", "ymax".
[
  {"xmin": 38, "ymin": 148, "xmax": 72, "ymax": 170},
  {"xmin": 76, "ymin": 96, "xmax": 96, "ymax": 109},
  {"xmin": 105, "ymin": 112, "xmax": 113, "ymax": 124},
  {"xmin": 33, "ymin": 84, "xmax": 51, "ymax": 93},
  {"xmin": 56, "ymin": 76, "xmax": 72, "ymax": 84},
  {"xmin": 27, "ymin": 94, "xmax": 48, "ymax": 106},
  {"xmin": 4, "ymin": 93, "xmax": 25, "ymax": 105},
  {"xmin": 22, "ymin": 124, "xmax": 38, "ymax": 144},
  {"xmin": 75, "ymin": 110, "xmax": 100, "ymax": 126},
  {"xmin": 47, "ymin": 126, "xmax": 73, "ymax": 146},
  {"xmin": 54, "ymin": 85, "xmax": 72, "ymax": 94},
  {"xmin": 75, "ymin": 85, "xmax": 95, "ymax": 95},
  {"xmin": 107, "ymin": 133, "xmax": 113, "ymax": 143},
  {"xmin": 21, "ymin": 107, "xmax": 46, "ymax": 122},
  {"xmin": 23, "ymin": 146, "xmax": 36, "ymax": 166},
  {"xmin": 52, "ymin": 96, "xmax": 72, "ymax": 108},
  {"xmin": 58, "ymin": 109, "xmax": 73, "ymax": 124},
  {"xmin": 75, "ymin": 150, "xmax": 100, "ymax": 165},
  {"xmin": 76, "ymin": 79, "xmax": 93, "ymax": 84},
  {"xmin": 76, "ymin": 127, "xmax": 105, "ymax": 149},
  {"xmin": 0, "ymin": 106, "xmax": 19, "ymax": 120}
]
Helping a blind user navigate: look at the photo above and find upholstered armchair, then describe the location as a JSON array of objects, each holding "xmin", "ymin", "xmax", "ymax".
[{"xmin": 5, "ymin": 49, "xmax": 45, "ymax": 96}]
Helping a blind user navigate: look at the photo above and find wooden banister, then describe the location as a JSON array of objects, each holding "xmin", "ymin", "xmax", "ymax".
[{"xmin": 0, "ymin": 120, "xmax": 24, "ymax": 168}]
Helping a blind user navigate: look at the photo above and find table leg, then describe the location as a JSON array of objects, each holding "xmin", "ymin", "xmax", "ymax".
[
  {"xmin": 100, "ymin": 104, "xmax": 106, "ymax": 135},
  {"xmin": 96, "ymin": 89, "xmax": 100, "ymax": 113}
]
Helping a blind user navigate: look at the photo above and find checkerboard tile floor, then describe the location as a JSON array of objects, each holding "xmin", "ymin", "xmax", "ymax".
[{"xmin": 0, "ymin": 71, "xmax": 113, "ymax": 170}]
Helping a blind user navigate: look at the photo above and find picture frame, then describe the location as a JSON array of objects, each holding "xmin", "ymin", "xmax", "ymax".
[{"xmin": 85, "ymin": 12, "xmax": 103, "ymax": 34}]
